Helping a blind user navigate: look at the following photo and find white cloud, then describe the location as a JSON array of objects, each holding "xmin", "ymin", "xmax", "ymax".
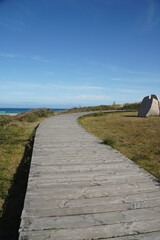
[
  {"xmin": 140, "ymin": 0, "xmax": 160, "ymax": 31},
  {"xmin": 147, "ymin": 0, "xmax": 160, "ymax": 27},
  {"xmin": 63, "ymin": 85, "xmax": 104, "ymax": 90},
  {"xmin": 85, "ymin": 60, "xmax": 160, "ymax": 76},
  {"xmin": 32, "ymin": 56, "xmax": 51, "ymax": 63},
  {"xmin": 46, "ymin": 71, "xmax": 56, "ymax": 76},
  {"xmin": 0, "ymin": 17, "xmax": 27, "ymax": 32},
  {"xmin": 68, "ymin": 94, "xmax": 111, "ymax": 100},
  {"xmin": 0, "ymin": 53, "xmax": 16, "ymax": 58},
  {"xmin": 112, "ymin": 77, "xmax": 160, "ymax": 83},
  {"xmin": 120, "ymin": 88, "xmax": 141, "ymax": 93},
  {"xmin": 0, "ymin": 80, "xmax": 105, "ymax": 91},
  {"xmin": 112, "ymin": 77, "xmax": 124, "ymax": 81},
  {"xmin": 108, "ymin": 64, "xmax": 160, "ymax": 76}
]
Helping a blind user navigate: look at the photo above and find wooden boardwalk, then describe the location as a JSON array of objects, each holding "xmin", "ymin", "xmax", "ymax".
[{"xmin": 19, "ymin": 113, "xmax": 160, "ymax": 240}]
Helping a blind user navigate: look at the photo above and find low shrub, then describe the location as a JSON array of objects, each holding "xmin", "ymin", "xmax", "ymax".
[
  {"xmin": 103, "ymin": 137, "xmax": 115, "ymax": 148},
  {"xmin": 121, "ymin": 102, "xmax": 141, "ymax": 111},
  {"xmin": 15, "ymin": 108, "xmax": 54, "ymax": 122}
]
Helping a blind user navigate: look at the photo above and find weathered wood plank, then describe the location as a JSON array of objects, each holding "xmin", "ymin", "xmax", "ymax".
[
  {"xmin": 19, "ymin": 218, "xmax": 160, "ymax": 239},
  {"xmin": 21, "ymin": 207, "xmax": 160, "ymax": 231},
  {"xmin": 106, "ymin": 232, "xmax": 160, "ymax": 240},
  {"xmin": 22, "ymin": 197, "xmax": 160, "ymax": 218}
]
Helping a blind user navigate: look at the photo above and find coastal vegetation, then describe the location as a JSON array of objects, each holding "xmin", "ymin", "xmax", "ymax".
[
  {"xmin": 0, "ymin": 104, "xmax": 140, "ymax": 217},
  {"xmin": 1, "ymin": 103, "xmax": 158, "ymax": 238},
  {"xmin": 79, "ymin": 111, "xmax": 160, "ymax": 179},
  {"xmin": 64, "ymin": 102, "xmax": 141, "ymax": 113},
  {"xmin": 0, "ymin": 109, "xmax": 53, "ymax": 238}
]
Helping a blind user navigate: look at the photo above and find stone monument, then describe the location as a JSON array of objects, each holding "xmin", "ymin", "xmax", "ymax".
[{"xmin": 138, "ymin": 94, "xmax": 160, "ymax": 117}]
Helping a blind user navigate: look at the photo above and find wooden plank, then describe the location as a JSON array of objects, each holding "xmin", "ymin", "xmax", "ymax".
[
  {"xmin": 19, "ymin": 218, "xmax": 160, "ymax": 240},
  {"xmin": 106, "ymin": 232, "xmax": 160, "ymax": 240},
  {"xmin": 22, "ymin": 197, "xmax": 160, "ymax": 218},
  {"xmin": 21, "ymin": 207, "xmax": 160, "ymax": 231}
]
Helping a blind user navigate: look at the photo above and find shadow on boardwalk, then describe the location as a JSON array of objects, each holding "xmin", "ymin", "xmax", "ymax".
[{"xmin": 0, "ymin": 130, "xmax": 35, "ymax": 240}]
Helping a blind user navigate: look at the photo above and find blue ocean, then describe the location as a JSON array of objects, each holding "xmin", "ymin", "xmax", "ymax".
[{"xmin": 0, "ymin": 108, "xmax": 66, "ymax": 115}]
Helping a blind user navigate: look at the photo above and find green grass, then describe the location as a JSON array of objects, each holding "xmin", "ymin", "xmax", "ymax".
[
  {"xmin": 79, "ymin": 112, "xmax": 160, "ymax": 179},
  {"xmin": 0, "ymin": 109, "xmax": 54, "ymax": 216}
]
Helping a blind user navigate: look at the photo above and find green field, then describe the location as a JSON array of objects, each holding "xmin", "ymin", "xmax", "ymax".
[{"xmin": 79, "ymin": 111, "xmax": 160, "ymax": 179}]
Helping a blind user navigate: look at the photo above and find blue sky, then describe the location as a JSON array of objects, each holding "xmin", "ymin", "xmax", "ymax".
[{"xmin": 0, "ymin": 0, "xmax": 160, "ymax": 108}]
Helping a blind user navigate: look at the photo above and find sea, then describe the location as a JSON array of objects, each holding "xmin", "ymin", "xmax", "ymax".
[{"xmin": 0, "ymin": 108, "xmax": 66, "ymax": 115}]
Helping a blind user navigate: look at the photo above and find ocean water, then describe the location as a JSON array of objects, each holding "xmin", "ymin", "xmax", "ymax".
[{"xmin": 0, "ymin": 108, "xmax": 66, "ymax": 115}]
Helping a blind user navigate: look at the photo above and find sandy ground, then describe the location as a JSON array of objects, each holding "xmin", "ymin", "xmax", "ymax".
[{"xmin": 0, "ymin": 113, "xmax": 18, "ymax": 116}]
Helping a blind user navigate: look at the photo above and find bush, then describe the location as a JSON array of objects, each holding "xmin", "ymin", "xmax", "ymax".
[
  {"xmin": 92, "ymin": 111, "xmax": 103, "ymax": 117},
  {"xmin": 64, "ymin": 103, "xmax": 141, "ymax": 113},
  {"xmin": 0, "ymin": 116, "xmax": 11, "ymax": 127},
  {"xmin": 103, "ymin": 137, "xmax": 115, "ymax": 148},
  {"xmin": 15, "ymin": 108, "xmax": 54, "ymax": 122},
  {"xmin": 121, "ymin": 102, "xmax": 141, "ymax": 111}
]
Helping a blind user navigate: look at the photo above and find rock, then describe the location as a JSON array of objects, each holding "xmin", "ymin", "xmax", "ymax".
[{"xmin": 138, "ymin": 94, "xmax": 160, "ymax": 117}]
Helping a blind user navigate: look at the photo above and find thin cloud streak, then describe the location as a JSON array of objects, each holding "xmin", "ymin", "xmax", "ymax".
[
  {"xmin": 46, "ymin": 71, "xmax": 56, "ymax": 76},
  {"xmin": 0, "ymin": 94, "xmax": 111, "ymax": 102},
  {"xmin": 0, "ymin": 17, "xmax": 27, "ymax": 32},
  {"xmin": 141, "ymin": 0, "xmax": 160, "ymax": 31},
  {"xmin": 2, "ymin": 81, "xmax": 159, "ymax": 94},
  {"xmin": 85, "ymin": 60, "xmax": 160, "ymax": 76},
  {"xmin": 32, "ymin": 56, "xmax": 51, "ymax": 64},
  {"xmin": 107, "ymin": 64, "xmax": 160, "ymax": 76},
  {"xmin": 19, "ymin": 94, "xmax": 111, "ymax": 101},
  {"xmin": 71, "ymin": 94, "xmax": 111, "ymax": 100},
  {"xmin": 112, "ymin": 77, "xmax": 160, "ymax": 83},
  {"xmin": 0, "ymin": 81, "xmax": 105, "ymax": 91},
  {"xmin": 147, "ymin": 0, "xmax": 160, "ymax": 27},
  {"xmin": 0, "ymin": 53, "xmax": 16, "ymax": 58},
  {"xmin": 148, "ymin": 0, "xmax": 156, "ymax": 26},
  {"xmin": 0, "ymin": 53, "xmax": 52, "ymax": 64}
]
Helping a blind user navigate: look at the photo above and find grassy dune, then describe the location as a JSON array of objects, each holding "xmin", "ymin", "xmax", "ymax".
[
  {"xmin": 0, "ymin": 109, "xmax": 54, "ymax": 216},
  {"xmin": 79, "ymin": 111, "xmax": 160, "ymax": 179},
  {"xmin": 63, "ymin": 102, "xmax": 141, "ymax": 113}
]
